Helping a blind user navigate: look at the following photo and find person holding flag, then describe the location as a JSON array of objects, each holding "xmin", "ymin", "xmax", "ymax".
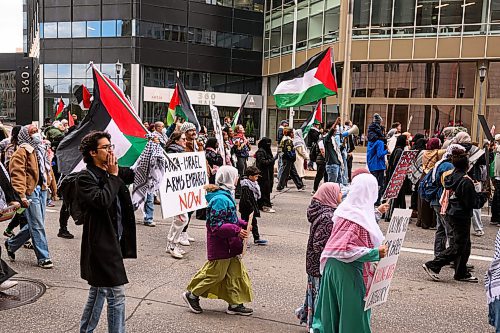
[{"xmin": 302, "ymin": 100, "xmax": 322, "ymax": 171}]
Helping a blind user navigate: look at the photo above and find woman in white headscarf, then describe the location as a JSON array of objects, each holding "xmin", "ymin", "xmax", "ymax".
[
  {"xmin": 294, "ymin": 129, "xmax": 309, "ymax": 179},
  {"xmin": 312, "ymin": 173, "xmax": 387, "ymax": 333},
  {"xmin": 183, "ymin": 166, "xmax": 254, "ymax": 316}
]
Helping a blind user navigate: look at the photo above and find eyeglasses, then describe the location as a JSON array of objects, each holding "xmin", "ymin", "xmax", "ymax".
[{"xmin": 96, "ymin": 144, "xmax": 115, "ymax": 151}]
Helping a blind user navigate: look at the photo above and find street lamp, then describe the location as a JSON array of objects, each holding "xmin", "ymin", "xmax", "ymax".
[
  {"xmin": 115, "ymin": 59, "xmax": 123, "ymax": 85},
  {"xmin": 477, "ymin": 64, "xmax": 487, "ymax": 142},
  {"xmin": 458, "ymin": 84, "xmax": 465, "ymax": 125}
]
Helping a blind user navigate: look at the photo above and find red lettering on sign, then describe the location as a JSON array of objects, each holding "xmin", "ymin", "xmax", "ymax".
[{"xmin": 179, "ymin": 189, "xmax": 203, "ymax": 210}]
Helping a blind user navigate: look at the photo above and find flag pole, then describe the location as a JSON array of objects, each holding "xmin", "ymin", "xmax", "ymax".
[
  {"xmin": 341, "ymin": 0, "xmax": 354, "ymax": 125},
  {"xmin": 288, "ymin": 0, "xmax": 298, "ymax": 128}
]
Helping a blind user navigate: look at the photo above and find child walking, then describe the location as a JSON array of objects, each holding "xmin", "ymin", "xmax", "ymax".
[
  {"xmin": 182, "ymin": 166, "xmax": 254, "ymax": 315},
  {"xmin": 240, "ymin": 166, "xmax": 268, "ymax": 245}
]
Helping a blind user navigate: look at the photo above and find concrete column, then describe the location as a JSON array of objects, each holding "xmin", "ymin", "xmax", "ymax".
[
  {"xmin": 130, "ymin": 63, "xmax": 141, "ymax": 117},
  {"xmin": 260, "ymin": 76, "xmax": 268, "ymax": 138}
]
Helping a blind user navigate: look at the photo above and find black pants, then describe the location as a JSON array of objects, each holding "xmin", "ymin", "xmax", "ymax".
[
  {"xmin": 277, "ymin": 159, "xmax": 303, "ymax": 190},
  {"xmin": 313, "ymin": 163, "xmax": 327, "ymax": 192},
  {"xmin": 387, "ymin": 186, "xmax": 406, "ymax": 220},
  {"xmin": 183, "ymin": 211, "xmax": 193, "ymax": 232},
  {"xmin": 0, "ymin": 246, "xmax": 16, "ymax": 284},
  {"xmin": 347, "ymin": 154, "xmax": 353, "ymax": 182},
  {"xmin": 371, "ymin": 170, "xmax": 385, "ymax": 205},
  {"xmin": 59, "ymin": 200, "xmax": 70, "ymax": 230},
  {"xmin": 241, "ymin": 212, "xmax": 259, "ymax": 240},
  {"xmin": 6, "ymin": 212, "xmax": 27, "ymax": 231},
  {"xmin": 492, "ymin": 179, "xmax": 500, "ymax": 222},
  {"xmin": 425, "ymin": 216, "xmax": 471, "ymax": 280},
  {"xmin": 257, "ymin": 179, "xmax": 272, "ymax": 209}
]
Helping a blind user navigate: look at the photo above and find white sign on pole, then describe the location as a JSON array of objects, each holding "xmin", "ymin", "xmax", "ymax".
[
  {"xmin": 159, "ymin": 152, "xmax": 209, "ymax": 218},
  {"xmin": 364, "ymin": 208, "xmax": 412, "ymax": 310},
  {"xmin": 209, "ymin": 104, "xmax": 226, "ymax": 163}
]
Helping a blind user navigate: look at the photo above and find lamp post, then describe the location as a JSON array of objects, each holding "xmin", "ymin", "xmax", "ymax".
[
  {"xmin": 458, "ymin": 84, "xmax": 465, "ymax": 125},
  {"xmin": 477, "ymin": 64, "xmax": 487, "ymax": 142},
  {"xmin": 115, "ymin": 59, "xmax": 123, "ymax": 86}
]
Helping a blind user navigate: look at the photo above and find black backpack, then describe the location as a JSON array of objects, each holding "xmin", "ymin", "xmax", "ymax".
[{"xmin": 58, "ymin": 169, "xmax": 98, "ymax": 225}]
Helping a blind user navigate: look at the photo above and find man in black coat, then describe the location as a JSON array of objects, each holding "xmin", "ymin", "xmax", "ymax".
[{"xmin": 77, "ymin": 131, "xmax": 136, "ymax": 333}]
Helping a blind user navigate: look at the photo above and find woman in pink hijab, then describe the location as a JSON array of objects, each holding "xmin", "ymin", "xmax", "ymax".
[{"xmin": 296, "ymin": 182, "xmax": 341, "ymax": 330}]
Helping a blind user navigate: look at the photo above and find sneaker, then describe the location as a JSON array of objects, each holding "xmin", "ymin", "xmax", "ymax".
[
  {"xmin": 5, "ymin": 240, "xmax": 14, "ymax": 261},
  {"xmin": 474, "ymin": 230, "xmax": 485, "ymax": 237},
  {"xmin": 46, "ymin": 200, "xmax": 55, "ymax": 207},
  {"xmin": 38, "ymin": 260, "xmax": 54, "ymax": 269},
  {"xmin": 3, "ymin": 229, "xmax": 14, "ymax": 238},
  {"xmin": 276, "ymin": 187, "xmax": 284, "ymax": 192},
  {"xmin": 422, "ymin": 263, "xmax": 440, "ymax": 281},
  {"xmin": 168, "ymin": 245, "xmax": 184, "ymax": 259},
  {"xmin": 57, "ymin": 229, "xmax": 74, "ymax": 239},
  {"xmin": 143, "ymin": 221, "xmax": 156, "ymax": 227},
  {"xmin": 0, "ymin": 279, "xmax": 18, "ymax": 291},
  {"xmin": 262, "ymin": 206, "xmax": 276, "ymax": 213},
  {"xmin": 226, "ymin": 304, "xmax": 253, "ymax": 316},
  {"xmin": 185, "ymin": 232, "xmax": 195, "ymax": 242},
  {"xmin": 182, "ymin": 291, "xmax": 203, "ymax": 314},
  {"xmin": 311, "ymin": 191, "xmax": 316, "ymax": 196},
  {"xmin": 254, "ymin": 239, "xmax": 268, "ymax": 246},
  {"xmin": 297, "ymin": 186, "xmax": 306, "ymax": 192},
  {"xmin": 456, "ymin": 275, "xmax": 479, "ymax": 283},
  {"xmin": 23, "ymin": 241, "xmax": 34, "ymax": 249},
  {"xmin": 179, "ymin": 232, "xmax": 191, "ymax": 246}
]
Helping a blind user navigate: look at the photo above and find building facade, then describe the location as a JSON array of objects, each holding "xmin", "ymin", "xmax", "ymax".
[
  {"xmin": 263, "ymin": 0, "xmax": 500, "ymax": 142},
  {"xmin": 37, "ymin": 0, "xmax": 264, "ymax": 135}
]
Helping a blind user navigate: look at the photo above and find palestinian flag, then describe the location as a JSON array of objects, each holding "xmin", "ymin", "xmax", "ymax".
[
  {"xmin": 55, "ymin": 98, "xmax": 65, "ymax": 119},
  {"xmin": 273, "ymin": 48, "xmax": 337, "ymax": 108},
  {"xmin": 68, "ymin": 110, "xmax": 75, "ymax": 127},
  {"xmin": 57, "ymin": 64, "xmax": 148, "ymax": 175},
  {"xmin": 74, "ymin": 84, "xmax": 92, "ymax": 110},
  {"xmin": 231, "ymin": 92, "xmax": 249, "ymax": 130},
  {"xmin": 167, "ymin": 77, "xmax": 200, "ymax": 130},
  {"xmin": 301, "ymin": 99, "xmax": 322, "ymax": 138}
]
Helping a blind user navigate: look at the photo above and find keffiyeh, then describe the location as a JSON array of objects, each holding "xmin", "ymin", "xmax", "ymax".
[
  {"xmin": 18, "ymin": 125, "xmax": 51, "ymax": 185},
  {"xmin": 486, "ymin": 229, "xmax": 500, "ymax": 304},
  {"xmin": 240, "ymin": 178, "xmax": 261, "ymax": 200}
]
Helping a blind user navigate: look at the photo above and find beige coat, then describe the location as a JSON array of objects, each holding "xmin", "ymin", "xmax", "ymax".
[
  {"xmin": 294, "ymin": 145, "xmax": 309, "ymax": 178},
  {"xmin": 9, "ymin": 144, "xmax": 47, "ymax": 199}
]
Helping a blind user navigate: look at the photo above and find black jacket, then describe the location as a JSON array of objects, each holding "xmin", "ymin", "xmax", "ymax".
[
  {"xmin": 444, "ymin": 169, "xmax": 487, "ymax": 218},
  {"xmin": 77, "ymin": 164, "xmax": 136, "ymax": 287},
  {"xmin": 307, "ymin": 127, "xmax": 320, "ymax": 148},
  {"xmin": 239, "ymin": 181, "xmax": 261, "ymax": 219}
]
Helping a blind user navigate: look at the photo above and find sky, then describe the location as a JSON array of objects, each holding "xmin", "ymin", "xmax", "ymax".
[{"xmin": 0, "ymin": 0, "xmax": 23, "ymax": 53}]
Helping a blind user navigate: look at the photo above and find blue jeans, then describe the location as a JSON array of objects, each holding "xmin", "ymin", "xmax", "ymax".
[
  {"xmin": 277, "ymin": 153, "xmax": 284, "ymax": 181},
  {"xmin": 143, "ymin": 193, "xmax": 154, "ymax": 223},
  {"xmin": 80, "ymin": 285, "xmax": 126, "ymax": 333},
  {"xmin": 325, "ymin": 164, "xmax": 341, "ymax": 183},
  {"xmin": 490, "ymin": 298, "xmax": 500, "ymax": 333},
  {"xmin": 7, "ymin": 186, "xmax": 50, "ymax": 264}
]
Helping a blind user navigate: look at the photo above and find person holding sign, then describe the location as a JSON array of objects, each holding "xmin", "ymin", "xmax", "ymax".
[
  {"xmin": 312, "ymin": 173, "xmax": 387, "ymax": 333},
  {"xmin": 182, "ymin": 166, "xmax": 253, "ymax": 316},
  {"xmin": 385, "ymin": 134, "xmax": 408, "ymax": 220}
]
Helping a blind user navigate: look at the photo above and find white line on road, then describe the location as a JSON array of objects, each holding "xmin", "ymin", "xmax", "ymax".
[
  {"xmin": 402, "ymin": 247, "xmax": 492, "ymax": 262},
  {"xmin": 46, "ymin": 209, "xmax": 58, "ymax": 213}
]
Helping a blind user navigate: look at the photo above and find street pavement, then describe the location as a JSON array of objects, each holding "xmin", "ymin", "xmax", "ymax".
[{"xmin": 0, "ymin": 169, "xmax": 497, "ymax": 332}]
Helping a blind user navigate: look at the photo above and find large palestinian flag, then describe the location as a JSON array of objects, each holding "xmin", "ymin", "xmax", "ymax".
[
  {"xmin": 301, "ymin": 99, "xmax": 322, "ymax": 138},
  {"xmin": 273, "ymin": 48, "xmax": 337, "ymax": 108},
  {"xmin": 167, "ymin": 77, "xmax": 200, "ymax": 131},
  {"xmin": 57, "ymin": 64, "xmax": 148, "ymax": 175}
]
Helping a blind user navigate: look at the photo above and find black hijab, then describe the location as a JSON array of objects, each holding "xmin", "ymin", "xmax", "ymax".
[
  {"xmin": 205, "ymin": 137, "xmax": 218, "ymax": 150},
  {"xmin": 258, "ymin": 137, "xmax": 272, "ymax": 156}
]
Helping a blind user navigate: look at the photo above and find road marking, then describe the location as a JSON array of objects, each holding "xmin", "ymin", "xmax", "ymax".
[
  {"xmin": 46, "ymin": 209, "xmax": 58, "ymax": 213},
  {"xmin": 402, "ymin": 247, "xmax": 492, "ymax": 262}
]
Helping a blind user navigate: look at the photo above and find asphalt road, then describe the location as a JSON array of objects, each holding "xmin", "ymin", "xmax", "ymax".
[{"xmin": 0, "ymin": 175, "xmax": 497, "ymax": 333}]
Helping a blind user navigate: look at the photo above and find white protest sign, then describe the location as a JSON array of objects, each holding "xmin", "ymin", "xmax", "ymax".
[
  {"xmin": 209, "ymin": 104, "xmax": 226, "ymax": 163},
  {"xmin": 364, "ymin": 208, "xmax": 412, "ymax": 310},
  {"xmin": 159, "ymin": 152, "xmax": 209, "ymax": 218}
]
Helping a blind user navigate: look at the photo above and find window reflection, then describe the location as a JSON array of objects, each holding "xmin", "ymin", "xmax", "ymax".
[
  {"xmin": 44, "ymin": 22, "xmax": 57, "ymax": 38},
  {"xmin": 86, "ymin": 21, "xmax": 101, "ymax": 37},
  {"xmin": 101, "ymin": 20, "xmax": 117, "ymax": 37},
  {"xmin": 58, "ymin": 22, "xmax": 71, "ymax": 38},
  {"xmin": 72, "ymin": 21, "xmax": 86, "ymax": 38}
]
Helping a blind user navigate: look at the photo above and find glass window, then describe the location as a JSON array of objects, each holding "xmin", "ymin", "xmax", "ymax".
[
  {"xmin": 439, "ymin": 0, "xmax": 463, "ymax": 32},
  {"xmin": 433, "ymin": 62, "xmax": 458, "ymax": 98},
  {"xmin": 492, "ymin": 2, "xmax": 500, "ymax": 32},
  {"xmin": 433, "ymin": 105, "xmax": 456, "ymax": 129},
  {"xmin": 351, "ymin": 104, "xmax": 366, "ymax": 136},
  {"xmin": 410, "ymin": 63, "xmax": 433, "ymax": 98},
  {"xmin": 367, "ymin": 64, "xmax": 389, "ymax": 97},
  {"xmin": 72, "ymin": 64, "xmax": 88, "ymax": 78},
  {"xmin": 353, "ymin": 0, "xmax": 370, "ymax": 28},
  {"xmin": 281, "ymin": 22, "xmax": 293, "ymax": 53},
  {"xmin": 233, "ymin": 34, "xmax": 252, "ymax": 50},
  {"xmin": 216, "ymin": 32, "xmax": 232, "ymax": 48},
  {"xmin": 44, "ymin": 79, "xmax": 57, "ymax": 94},
  {"xmin": 486, "ymin": 106, "xmax": 500, "ymax": 132},
  {"xmin": 408, "ymin": 105, "xmax": 431, "ymax": 134},
  {"xmin": 72, "ymin": 21, "xmax": 86, "ymax": 38},
  {"xmin": 457, "ymin": 62, "xmax": 475, "ymax": 98},
  {"xmin": 57, "ymin": 64, "xmax": 71, "ymax": 78},
  {"xmin": 463, "ymin": 0, "xmax": 485, "ymax": 33},
  {"xmin": 44, "ymin": 22, "xmax": 57, "ymax": 38},
  {"xmin": 209, "ymin": 73, "xmax": 226, "ymax": 92},
  {"xmin": 57, "ymin": 79, "xmax": 72, "ymax": 94},
  {"xmin": 488, "ymin": 62, "xmax": 500, "ymax": 98},
  {"xmin": 101, "ymin": 64, "xmax": 116, "ymax": 78},
  {"xmin": 102, "ymin": 20, "xmax": 117, "ymax": 37},
  {"xmin": 323, "ymin": 6, "xmax": 340, "ymax": 43},
  {"xmin": 371, "ymin": 0, "xmax": 393, "ymax": 27},
  {"xmin": 119, "ymin": 20, "xmax": 133, "ymax": 36},
  {"xmin": 416, "ymin": 0, "xmax": 439, "ymax": 35},
  {"xmin": 393, "ymin": 0, "xmax": 415, "ymax": 36},
  {"xmin": 308, "ymin": 13, "xmax": 323, "ymax": 46},
  {"xmin": 87, "ymin": 21, "xmax": 101, "ymax": 37},
  {"xmin": 270, "ymin": 25, "xmax": 281, "ymax": 56},
  {"xmin": 57, "ymin": 22, "xmax": 71, "ymax": 38},
  {"xmin": 352, "ymin": 63, "xmax": 368, "ymax": 97},
  {"xmin": 44, "ymin": 64, "xmax": 58, "ymax": 78},
  {"xmin": 388, "ymin": 63, "xmax": 411, "ymax": 98},
  {"xmin": 294, "ymin": 18, "xmax": 307, "ymax": 49}
]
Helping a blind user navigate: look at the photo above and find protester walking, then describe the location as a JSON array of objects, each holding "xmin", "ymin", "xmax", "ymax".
[
  {"xmin": 182, "ymin": 166, "xmax": 253, "ymax": 316},
  {"xmin": 324, "ymin": 119, "xmax": 343, "ymax": 184},
  {"xmin": 311, "ymin": 133, "xmax": 327, "ymax": 195},
  {"xmin": 312, "ymin": 173, "xmax": 387, "ymax": 333},
  {"xmin": 423, "ymin": 149, "xmax": 488, "ymax": 283},
  {"xmin": 385, "ymin": 135, "xmax": 408, "ymax": 220},
  {"xmin": 239, "ymin": 166, "xmax": 268, "ymax": 245},
  {"xmin": 255, "ymin": 137, "xmax": 275, "ymax": 212},
  {"xmin": 307, "ymin": 123, "xmax": 321, "ymax": 171},
  {"xmin": 296, "ymin": 182, "xmax": 341, "ymax": 330},
  {"xmin": 276, "ymin": 128, "xmax": 305, "ymax": 191},
  {"xmin": 293, "ymin": 129, "xmax": 308, "ymax": 180},
  {"xmin": 366, "ymin": 115, "xmax": 388, "ymax": 205}
]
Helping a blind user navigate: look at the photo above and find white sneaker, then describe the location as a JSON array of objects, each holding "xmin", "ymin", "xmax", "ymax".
[
  {"xmin": 169, "ymin": 245, "xmax": 184, "ymax": 259},
  {"xmin": 185, "ymin": 232, "xmax": 195, "ymax": 242},
  {"xmin": 263, "ymin": 207, "xmax": 276, "ymax": 213},
  {"xmin": 0, "ymin": 279, "xmax": 18, "ymax": 291},
  {"xmin": 179, "ymin": 232, "xmax": 191, "ymax": 246}
]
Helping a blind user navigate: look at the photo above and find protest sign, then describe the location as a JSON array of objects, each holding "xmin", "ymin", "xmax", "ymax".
[
  {"xmin": 159, "ymin": 152, "xmax": 209, "ymax": 218},
  {"xmin": 209, "ymin": 104, "xmax": 226, "ymax": 162},
  {"xmin": 382, "ymin": 150, "xmax": 418, "ymax": 201},
  {"xmin": 364, "ymin": 208, "xmax": 412, "ymax": 310}
]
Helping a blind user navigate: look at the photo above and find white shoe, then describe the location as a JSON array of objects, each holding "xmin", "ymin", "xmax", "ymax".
[
  {"xmin": 179, "ymin": 232, "xmax": 191, "ymax": 246},
  {"xmin": 263, "ymin": 207, "xmax": 276, "ymax": 213},
  {"xmin": 0, "ymin": 279, "xmax": 18, "ymax": 291},
  {"xmin": 185, "ymin": 232, "xmax": 195, "ymax": 242},
  {"xmin": 169, "ymin": 245, "xmax": 184, "ymax": 259}
]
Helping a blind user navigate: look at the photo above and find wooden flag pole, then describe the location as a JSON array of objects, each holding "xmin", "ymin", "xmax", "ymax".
[{"xmin": 241, "ymin": 212, "xmax": 253, "ymax": 257}]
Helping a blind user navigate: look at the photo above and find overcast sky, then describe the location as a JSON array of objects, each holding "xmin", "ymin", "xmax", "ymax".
[{"xmin": 0, "ymin": 0, "xmax": 23, "ymax": 53}]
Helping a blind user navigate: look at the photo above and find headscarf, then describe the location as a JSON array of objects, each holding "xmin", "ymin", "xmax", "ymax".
[
  {"xmin": 426, "ymin": 137, "xmax": 441, "ymax": 150},
  {"xmin": 18, "ymin": 125, "xmax": 50, "ymax": 184},
  {"xmin": 293, "ymin": 129, "xmax": 306, "ymax": 148},
  {"xmin": 453, "ymin": 131, "xmax": 471, "ymax": 144},
  {"xmin": 351, "ymin": 167, "xmax": 370, "ymax": 180},
  {"xmin": 312, "ymin": 182, "xmax": 341, "ymax": 209},
  {"xmin": 205, "ymin": 137, "xmax": 218, "ymax": 151},
  {"xmin": 331, "ymin": 173, "xmax": 384, "ymax": 248},
  {"xmin": 258, "ymin": 137, "xmax": 272, "ymax": 156},
  {"xmin": 394, "ymin": 134, "xmax": 408, "ymax": 150},
  {"xmin": 431, "ymin": 143, "xmax": 465, "ymax": 181},
  {"xmin": 412, "ymin": 138, "xmax": 427, "ymax": 151},
  {"xmin": 215, "ymin": 165, "xmax": 239, "ymax": 194}
]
